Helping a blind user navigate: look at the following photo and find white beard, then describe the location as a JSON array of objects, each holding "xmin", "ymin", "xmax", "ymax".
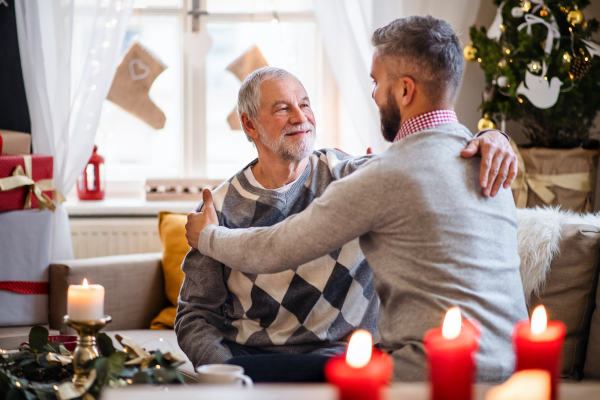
[{"xmin": 258, "ymin": 121, "xmax": 315, "ymax": 161}]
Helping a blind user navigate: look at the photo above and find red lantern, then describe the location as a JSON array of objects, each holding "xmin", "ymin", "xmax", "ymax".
[{"xmin": 77, "ymin": 145, "xmax": 106, "ymax": 200}]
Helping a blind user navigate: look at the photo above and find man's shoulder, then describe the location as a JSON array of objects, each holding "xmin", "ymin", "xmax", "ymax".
[{"xmin": 310, "ymin": 148, "xmax": 375, "ymax": 177}]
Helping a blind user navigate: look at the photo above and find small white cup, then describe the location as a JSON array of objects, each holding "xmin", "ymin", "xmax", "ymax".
[{"xmin": 196, "ymin": 364, "xmax": 253, "ymax": 387}]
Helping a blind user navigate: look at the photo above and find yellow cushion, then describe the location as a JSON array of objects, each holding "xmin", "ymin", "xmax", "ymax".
[{"xmin": 151, "ymin": 211, "xmax": 188, "ymax": 330}]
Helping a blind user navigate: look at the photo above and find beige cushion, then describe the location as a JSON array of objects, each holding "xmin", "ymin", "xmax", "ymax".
[
  {"xmin": 49, "ymin": 253, "xmax": 169, "ymax": 332},
  {"xmin": 529, "ymin": 224, "xmax": 600, "ymax": 381},
  {"xmin": 106, "ymin": 330, "xmax": 196, "ymax": 383}
]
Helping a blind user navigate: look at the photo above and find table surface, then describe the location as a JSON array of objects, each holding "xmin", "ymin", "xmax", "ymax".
[{"xmin": 100, "ymin": 382, "xmax": 600, "ymax": 400}]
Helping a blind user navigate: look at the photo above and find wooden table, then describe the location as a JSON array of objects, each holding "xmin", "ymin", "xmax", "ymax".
[{"xmin": 100, "ymin": 382, "xmax": 600, "ymax": 400}]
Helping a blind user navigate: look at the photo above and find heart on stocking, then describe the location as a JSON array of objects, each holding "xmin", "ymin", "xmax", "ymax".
[{"xmin": 129, "ymin": 59, "xmax": 150, "ymax": 81}]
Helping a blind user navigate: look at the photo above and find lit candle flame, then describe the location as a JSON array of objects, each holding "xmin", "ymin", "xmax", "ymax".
[
  {"xmin": 531, "ymin": 305, "xmax": 547, "ymax": 335},
  {"xmin": 346, "ymin": 330, "xmax": 372, "ymax": 368},
  {"xmin": 442, "ymin": 307, "xmax": 462, "ymax": 340},
  {"xmin": 83, "ymin": 278, "xmax": 88, "ymax": 289}
]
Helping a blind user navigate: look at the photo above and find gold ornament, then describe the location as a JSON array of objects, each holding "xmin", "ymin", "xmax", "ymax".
[
  {"xmin": 567, "ymin": 9, "xmax": 584, "ymax": 25},
  {"xmin": 539, "ymin": 6, "xmax": 548, "ymax": 17},
  {"xmin": 463, "ymin": 45, "xmax": 477, "ymax": 62},
  {"xmin": 522, "ymin": 1, "xmax": 531, "ymax": 12},
  {"xmin": 478, "ymin": 115, "xmax": 497, "ymax": 131}
]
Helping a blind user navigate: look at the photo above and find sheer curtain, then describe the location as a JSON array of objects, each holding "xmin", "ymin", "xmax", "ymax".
[
  {"xmin": 15, "ymin": 0, "xmax": 133, "ymax": 261},
  {"xmin": 313, "ymin": 0, "xmax": 482, "ymax": 152}
]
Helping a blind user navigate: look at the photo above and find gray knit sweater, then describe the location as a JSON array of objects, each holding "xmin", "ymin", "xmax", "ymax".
[
  {"xmin": 199, "ymin": 123, "xmax": 529, "ymax": 382},
  {"xmin": 175, "ymin": 149, "xmax": 379, "ymax": 368}
]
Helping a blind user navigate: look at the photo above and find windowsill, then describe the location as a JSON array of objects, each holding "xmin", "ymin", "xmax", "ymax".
[{"xmin": 65, "ymin": 198, "xmax": 200, "ymax": 218}]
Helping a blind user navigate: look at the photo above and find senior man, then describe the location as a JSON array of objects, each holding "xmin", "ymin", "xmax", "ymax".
[{"xmin": 186, "ymin": 16, "xmax": 528, "ymax": 383}]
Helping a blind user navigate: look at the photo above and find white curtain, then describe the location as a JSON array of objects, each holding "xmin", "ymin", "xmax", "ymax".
[
  {"xmin": 313, "ymin": 0, "xmax": 482, "ymax": 152},
  {"xmin": 15, "ymin": 0, "xmax": 133, "ymax": 261}
]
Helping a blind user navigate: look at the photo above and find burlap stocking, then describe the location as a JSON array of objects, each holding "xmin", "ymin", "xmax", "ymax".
[
  {"xmin": 226, "ymin": 45, "xmax": 269, "ymax": 130},
  {"xmin": 107, "ymin": 41, "xmax": 167, "ymax": 129}
]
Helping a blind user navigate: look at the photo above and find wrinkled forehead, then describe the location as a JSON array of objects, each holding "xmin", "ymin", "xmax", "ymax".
[{"xmin": 259, "ymin": 77, "xmax": 309, "ymax": 109}]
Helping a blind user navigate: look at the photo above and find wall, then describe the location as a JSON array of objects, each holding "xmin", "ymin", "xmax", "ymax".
[{"xmin": 455, "ymin": 0, "xmax": 600, "ymax": 145}]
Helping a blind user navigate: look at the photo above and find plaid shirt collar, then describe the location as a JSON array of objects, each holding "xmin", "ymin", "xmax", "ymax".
[{"xmin": 393, "ymin": 110, "xmax": 458, "ymax": 143}]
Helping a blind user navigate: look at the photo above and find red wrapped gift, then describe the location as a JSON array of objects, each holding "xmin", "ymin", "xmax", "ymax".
[
  {"xmin": 0, "ymin": 154, "xmax": 54, "ymax": 213},
  {"xmin": 0, "ymin": 130, "xmax": 31, "ymax": 155}
]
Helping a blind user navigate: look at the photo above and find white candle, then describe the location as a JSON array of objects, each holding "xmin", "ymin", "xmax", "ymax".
[{"xmin": 67, "ymin": 279, "xmax": 105, "ymax": 321}]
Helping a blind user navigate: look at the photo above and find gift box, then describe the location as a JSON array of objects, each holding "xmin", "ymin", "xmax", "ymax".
[
  {"xmin": 0, "ymin": 154, "xmax": 54, "ymax": 213},
  {"xmin": 0, "ymin": 209, "xmax": 52, "ymax": 326},
  {"xmin": 510, "ymin": 141, "xmax": 598, "ymax": 213},
  {"xmin": 0, "ymin": 130, "xmax": 31, "ymax": 155}
]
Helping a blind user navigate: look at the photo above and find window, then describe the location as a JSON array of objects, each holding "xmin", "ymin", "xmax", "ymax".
[{"xmin": 87, "ymin": 0, "xmax": 344, "ymax": 192}]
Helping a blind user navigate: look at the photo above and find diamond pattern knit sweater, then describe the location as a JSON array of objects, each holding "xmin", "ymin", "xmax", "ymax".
[{"xmin": 175, "ymin": 149, "xmax": 378, "ymax": 368}]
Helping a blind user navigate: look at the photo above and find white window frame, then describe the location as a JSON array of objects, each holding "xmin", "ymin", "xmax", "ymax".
[{"xmin": 87, "ymin": 1, "xmax": 341, "ymax": 200}]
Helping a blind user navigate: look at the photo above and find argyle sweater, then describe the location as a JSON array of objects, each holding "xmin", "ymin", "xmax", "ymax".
[{"xmin": 175, "ymin": 149, "xmax": 379, "ymax": 368}]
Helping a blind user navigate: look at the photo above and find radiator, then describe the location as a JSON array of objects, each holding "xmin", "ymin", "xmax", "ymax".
[{"xmin": 69, "ymin": 218, "xmax": 162, "ymax": 259}]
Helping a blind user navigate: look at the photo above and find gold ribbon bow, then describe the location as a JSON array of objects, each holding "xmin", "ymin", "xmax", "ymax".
[
  {"xmin": 0, "ymin": 155, "xmax": 64, "ymax": 211},
  {"xmin": 510, "ymin": 141, "xmax": 592, "ymax": 208}
]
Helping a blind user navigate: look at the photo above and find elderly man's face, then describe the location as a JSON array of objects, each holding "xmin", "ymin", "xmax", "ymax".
[
  {"xmin": 371, "ymin": 51, "xmax": 401, "ymax": 142},
  {"xmin": 255, "ymin": 77, "xmax": 316, "ymax": 161}
]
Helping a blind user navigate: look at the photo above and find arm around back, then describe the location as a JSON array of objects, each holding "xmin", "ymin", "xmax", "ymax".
[{"xmin": 199, "ymin": 158, "xmax": 384, "ymax": 275}]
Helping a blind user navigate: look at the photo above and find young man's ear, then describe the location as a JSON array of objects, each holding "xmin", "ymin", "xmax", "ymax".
[{"xmin": 396, "ymin": 77, "xmax": 415, "ymax": 107}]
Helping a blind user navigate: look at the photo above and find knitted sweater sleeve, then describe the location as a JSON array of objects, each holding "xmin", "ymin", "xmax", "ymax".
[{"xmin": 198, "ymin": 159, "xmax": 384, "ymax": 275}]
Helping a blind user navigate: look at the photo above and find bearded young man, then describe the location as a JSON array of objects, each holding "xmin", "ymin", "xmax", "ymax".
[
  {"xmin": 185, "ymin": 17, "xmax": 528, "ymax": 383},
  {"xmin": 179, "ymin": 64, "xmax": 517, "ymax": 380}
]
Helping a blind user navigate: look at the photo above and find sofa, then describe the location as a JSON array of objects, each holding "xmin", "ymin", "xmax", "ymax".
[{"xmin": 1, "ymin": 207, "xmax": 600, "ymax": 384}]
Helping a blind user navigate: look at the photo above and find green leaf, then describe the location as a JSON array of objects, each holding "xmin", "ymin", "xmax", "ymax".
[
  {"xmin": 93, "ymin": 358, "xmax": 109, "ymax": 388},
  {"xmin": 106, "ymin": 352, "xmax": 127, "ymax": 379},
  {"xmin": 58, "ymin": 344, "xmax": 71, "ymax": 356},
  {"xmin": 132, "ymin": 371, "xmax": 151, "ymax": 384},
  {"xmin": 28, "ymin": 326, "xmax": 48, "ymax": 353},
  {"xmin": 97, "ymin": 333, "xmax": 115, "ymax": 357}
]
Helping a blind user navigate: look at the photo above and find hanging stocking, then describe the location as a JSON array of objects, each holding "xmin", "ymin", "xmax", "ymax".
[{"xmin": 107, "ymin": 41, "xmax": 168, "ymax": 129}]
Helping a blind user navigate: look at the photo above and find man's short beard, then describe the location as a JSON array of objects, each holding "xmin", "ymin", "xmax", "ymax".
[
  {"xmin": 257, "ymin": 122, "xmax": 315, "ymax": 161},
  {"xmin": 380, "ymin": 88, "xmax": 401, "ymax": 142}
]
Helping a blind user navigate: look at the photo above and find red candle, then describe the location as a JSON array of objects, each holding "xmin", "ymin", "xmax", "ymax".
[
  {"xmin": 513, "ymin": 305, "xmax": 565, "ymax": 400},
  {"xmin": 325, "ymin": 330, "xmax": 393, "ymax": 400},
  {"xmin": 423, "ymin": 307, "xmax": 480, "ymax": 400}
]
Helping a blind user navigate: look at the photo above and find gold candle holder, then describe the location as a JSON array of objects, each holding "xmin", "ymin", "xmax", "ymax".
[{"xmin": 64, "ymin": 315, "xmax": 112, "ymax": 386}]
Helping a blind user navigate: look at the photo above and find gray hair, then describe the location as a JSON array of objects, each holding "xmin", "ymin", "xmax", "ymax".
[
  {"xmin": 371, "ymin": 15, "xmax": 464, "ymax": 104},
  {"xmin": 237, "ymin": 66, "xmax": 301, "ymax": 142}
]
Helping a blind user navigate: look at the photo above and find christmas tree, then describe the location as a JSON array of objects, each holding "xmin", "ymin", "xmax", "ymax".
[{"xmin": 468, "ymin": 0, "xmax": 600, "ymax": 148}]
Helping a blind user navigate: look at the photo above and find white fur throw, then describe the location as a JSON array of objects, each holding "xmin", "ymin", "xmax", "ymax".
[{"xmin": 517, "ymin": 206, "xmax": 600, "ymax": 303}]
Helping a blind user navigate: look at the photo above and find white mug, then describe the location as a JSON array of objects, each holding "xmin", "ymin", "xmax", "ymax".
[{"xmin": 196, "ymin": 364, "xmax": 253, "ymax": 387}]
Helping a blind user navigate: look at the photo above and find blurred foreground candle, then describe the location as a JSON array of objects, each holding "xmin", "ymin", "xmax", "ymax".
[
  {"xmin": 67, "ymin": 279, "xmax": 105, "ymax": 321},
  {"xmin": 486, "ymin": 369, "xmax": 551, "ymax": 400},
  {"xmin": 513, "ymin": 305, "xmax": 565, "ymax": 400},
  {"xmin": 424, "ymin": 307, "xmax": 480, "ymax": 400},
  {"xmin": 325, "ymin": 330, "xmax": 393, "ymax": 400}
]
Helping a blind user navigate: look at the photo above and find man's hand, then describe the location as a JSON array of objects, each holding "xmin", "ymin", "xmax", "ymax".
[
  {"xmin": 461, "ymin": 131, "xmax": 518, "ymax": 197},
  {"xmin": 186, "ymin": 189, "xmax": 219, "ymax": 249}
]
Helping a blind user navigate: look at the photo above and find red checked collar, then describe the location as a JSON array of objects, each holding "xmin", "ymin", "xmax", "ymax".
[{"xmin": 393, "ymin": 110, "xmax": 458, "ymax": 143}]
